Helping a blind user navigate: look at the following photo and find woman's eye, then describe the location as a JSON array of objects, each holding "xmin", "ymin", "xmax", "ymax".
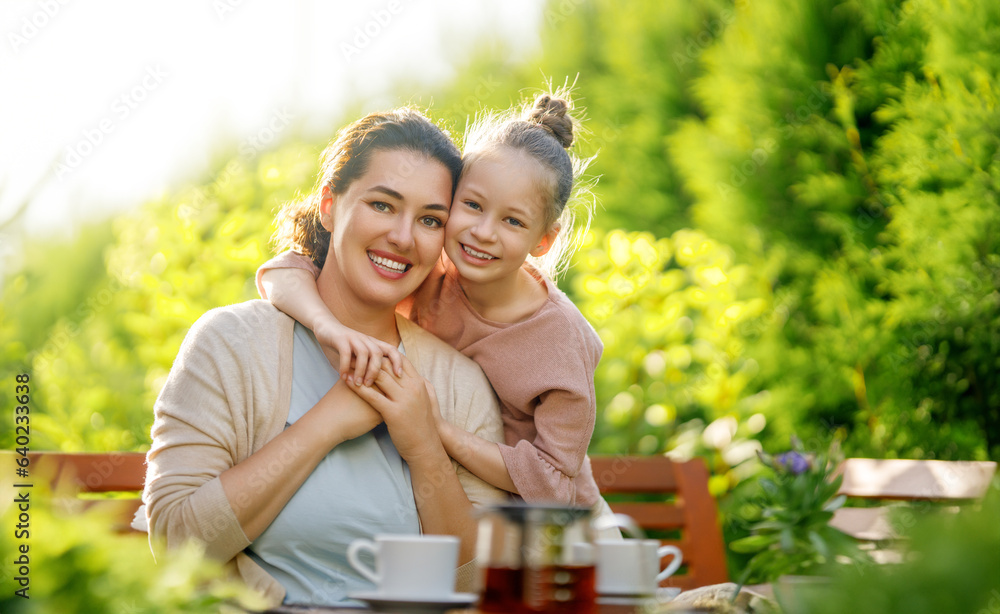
[
  {"xmin": 420, "ymin": 216, "xmax": 445, "ymax": 229},
  {"xmin": 371, "ymin": 201, "xmax": 391, "ymax": 212}
]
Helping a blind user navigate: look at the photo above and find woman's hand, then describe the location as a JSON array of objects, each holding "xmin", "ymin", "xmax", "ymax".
[
  {"xmin": 320, "ymin": 378, "xmax": 384, "ymax": 445},
  {"xmin": 347, "ymin": 357, "xmax": 442, "ymax": 462},
  {"xmin": 314, "ymin": 318, "xmax": 404, "ymax": 386}
]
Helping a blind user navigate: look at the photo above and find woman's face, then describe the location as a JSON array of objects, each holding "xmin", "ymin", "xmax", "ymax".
[{"xmin": 321, "ymin": 149, "xmax": 452, "ymax": 310}]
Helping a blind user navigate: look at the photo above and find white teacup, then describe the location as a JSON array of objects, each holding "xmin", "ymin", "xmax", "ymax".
[
  {"xmin": 347, "ymin": 534, "xmax": 459, "ymax": 598},
  {"xmin": 595, "ymin": 538, "xmax": 683, "ymax": 596}
]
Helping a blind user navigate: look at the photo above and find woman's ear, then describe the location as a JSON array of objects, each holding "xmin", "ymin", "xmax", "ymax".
[
  {"xmin": 530, "ymin": 223, "xmax": 561, "ymax": 257},
  {"xmin": 319, "ymin": 184, "xmax": 336, "ymax": 231}
]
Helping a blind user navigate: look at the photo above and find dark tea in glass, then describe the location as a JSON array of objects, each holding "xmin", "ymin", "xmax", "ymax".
[{"xmin": 477, "ymin": 503, "xmax": 596, "ymax": 614}]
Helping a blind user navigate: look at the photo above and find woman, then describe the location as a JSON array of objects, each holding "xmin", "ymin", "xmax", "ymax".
[{"xmin": 143, "ymin": 109, "xmax": 508, "ymax": 607}]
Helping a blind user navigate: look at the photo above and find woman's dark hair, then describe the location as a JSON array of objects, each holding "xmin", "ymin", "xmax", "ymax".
[{"xmin": 273, "ymin": 108, "xmax": 462, "ymax": 268}]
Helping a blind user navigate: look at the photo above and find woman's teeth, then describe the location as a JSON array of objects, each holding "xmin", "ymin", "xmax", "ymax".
[
  {"xmin": 463, "ymin": 245, "xmax": 495, "ymax": 260},
  {"xmin": 369, "ymin": 253, "xmax": 409, "ymax": 272}
]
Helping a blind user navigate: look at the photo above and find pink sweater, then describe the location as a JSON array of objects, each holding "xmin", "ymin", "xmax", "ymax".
[{"xmin": 257, "ymin": 252, "xmax": 604, "ymax": 506}]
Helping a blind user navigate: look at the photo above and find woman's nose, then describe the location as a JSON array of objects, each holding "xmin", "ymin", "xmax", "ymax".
[{"xmin": 387, "ymin": 217, "xmax": 415, "ymax": 249}]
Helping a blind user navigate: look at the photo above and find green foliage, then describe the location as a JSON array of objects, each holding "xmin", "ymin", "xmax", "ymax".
[
  {"xmin": 792, "ymin": 479, "xmax": 1000, "ymax": 614},
  {"xmin": 729, "ymin": 438, "xmax": 864, "ymax": 585},
  {"xmin": 1, "ymin": 145, "xmax": 318, "ymax": 451},
  {"xmin": 0, "ymin": 484, "xmax": 267, "ymax": 613},
  {"xmin": 574, "ymin": 229, "xmax": 770, "ymax": 463},
  {"xmin": 663, "ymin": 0, "xmax": 1000, "ymax": 460}
]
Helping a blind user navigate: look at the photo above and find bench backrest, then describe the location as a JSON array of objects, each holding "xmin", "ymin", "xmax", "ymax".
[
  {"xmin": 1, "ymin": 451, "xmax": 147, "ymax": 533},
  {"xmin": 590, "ymin": 455, "xmax": 729, "ymax": 591}
]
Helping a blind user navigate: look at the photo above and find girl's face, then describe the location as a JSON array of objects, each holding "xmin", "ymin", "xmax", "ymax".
[
  {"xmin": 321, "ymin": 149, "xmax": 452, "ymax": 310},
  {"xmin": 445, "ymin": 148, "xmax": 559, "ymax": 287}
]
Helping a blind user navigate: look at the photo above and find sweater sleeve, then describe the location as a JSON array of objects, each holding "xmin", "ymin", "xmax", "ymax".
[
  {"xmin": 143, "ymin": 308, "xmax": 258, "ymax": 563},
  {"xmin": 255, "ymin": 250, "xmax": 320, "ymax": 299},
  {"xmin": 491, "ymin": 299, "xmax": 603, "ymax": 506},
  {"xmin": 497, "ymin": 387, "xmax": 597, "ymax": 505}
]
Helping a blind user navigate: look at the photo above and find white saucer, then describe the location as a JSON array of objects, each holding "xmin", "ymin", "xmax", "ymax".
[
  {"xmin": 348, "ymin": 591, "xmax": 477, "ymax": 612},
  {"xmin": 596, "ymin": 586, "xmax": 682, "ymax": 606}
]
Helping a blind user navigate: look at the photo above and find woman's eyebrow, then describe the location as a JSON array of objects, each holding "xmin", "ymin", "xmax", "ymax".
[
  {"xmin": 368, "ymin": 185, "xmax": 405, "ymax": 200},
  {"xmin": 424, "ymin": 203, "xmax": 450, "ymax": 213}
]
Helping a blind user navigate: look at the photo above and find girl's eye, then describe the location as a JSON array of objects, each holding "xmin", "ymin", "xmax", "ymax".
[
  {"xmin": 505, "ymin": 217, "xmax": 525, "ymax": 228},
  {"xmin": 420, "ymin": 215, "xmax": 445, "ymax": 229},
  {"xmin": 464, "ymin": 200, "xmax": 482, "ymax": 211}
]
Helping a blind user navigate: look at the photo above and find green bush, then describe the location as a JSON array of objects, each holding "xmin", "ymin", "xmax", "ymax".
[{"xmin": 0, "ymin": 484, "xmax": 267, "ymax": 613}]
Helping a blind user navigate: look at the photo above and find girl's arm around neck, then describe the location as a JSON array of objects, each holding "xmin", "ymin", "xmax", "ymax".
[
  {"xmin": 260, "ymin": 267, "xmax": 403, "ymax": 385},
  {"xmin": 438, "ymin": 412, "xmax": 519, "ymax": 494}
]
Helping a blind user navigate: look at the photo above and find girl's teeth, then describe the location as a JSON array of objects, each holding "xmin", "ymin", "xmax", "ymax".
[
  {"xmin": 464, "ymin": 245, "xmax": 494, "ymax": 259},
  {"xmin": 369, "ymin": 253, "xmax": 408, "ymax": 272}
]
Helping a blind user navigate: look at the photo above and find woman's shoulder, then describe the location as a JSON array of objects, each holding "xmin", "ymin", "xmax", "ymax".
[
  {"xmin": 184, "ymin": 300, "xmax": 293, "ymax": 349},
  {"xmin": 397, "ymin": 316, "xmax": 488, "ymax": 378}
]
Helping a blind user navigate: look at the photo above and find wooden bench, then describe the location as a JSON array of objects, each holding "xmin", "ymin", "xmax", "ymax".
[
  {"xmin": 1, "ymin": 451, "xmax": 147, "ymax": 533},
  {"xmin": 590, "ymin": 455, "xmax": 729, "ymax": 591},
  {"xmin": 830, "ymin": 458, "xmax": 997, "ymax": 548}
]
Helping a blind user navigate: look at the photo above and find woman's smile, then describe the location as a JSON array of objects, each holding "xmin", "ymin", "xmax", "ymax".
[{"xmin": 367, "ymin": 249, "xmax": 413, "ymax": 277}]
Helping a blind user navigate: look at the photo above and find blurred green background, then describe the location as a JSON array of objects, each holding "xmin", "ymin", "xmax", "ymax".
[{"xmin": 2, "ymin": 0, "xmax": 999, "ymax": 596}]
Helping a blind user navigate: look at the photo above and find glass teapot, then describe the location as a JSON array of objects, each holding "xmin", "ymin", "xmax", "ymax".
[{"xmin": 476, "ymin": 503, "xmax": 598, "ymax": 613}]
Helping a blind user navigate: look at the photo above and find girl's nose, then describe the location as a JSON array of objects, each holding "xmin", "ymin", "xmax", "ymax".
[{"xmin": 471, "ymin": 218, "xmax": 497, "ymax": 242}]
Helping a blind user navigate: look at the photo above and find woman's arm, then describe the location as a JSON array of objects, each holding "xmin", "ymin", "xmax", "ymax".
[
  {"xmin": 349, "ymin": 360, "xmax": 479, "ymax": 563},
  {"xmin": 145, "ymin": 305, "xmax": 382, "ymax": 560},
  {"xmin": 259, "ymin": 263, "xmax": 403, "ymax": 385},
  {"xmin": 219, "ymin": 379, "xmax": 381, "ymax": 541}
]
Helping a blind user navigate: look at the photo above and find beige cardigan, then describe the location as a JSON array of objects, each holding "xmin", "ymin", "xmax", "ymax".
[{"xmin": 143, "ymin": 300, "xmax": 508, "ymax": 606}]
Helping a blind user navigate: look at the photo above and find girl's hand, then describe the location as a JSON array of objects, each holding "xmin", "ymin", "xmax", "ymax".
[
  {"xmin": 347, "ymin": 358, "xmax": 441, "ymax": 462},
  {"xmin": 314, "ymin": 317, "xmax": 404, "ymax": 386}
]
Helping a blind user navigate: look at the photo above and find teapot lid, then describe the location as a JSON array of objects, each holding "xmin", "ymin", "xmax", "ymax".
[{"xmin": 481, "ymin": 502, "xmax": 593, "ymax": 524}]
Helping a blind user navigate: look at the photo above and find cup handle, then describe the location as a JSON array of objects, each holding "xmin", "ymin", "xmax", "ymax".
[
  {"xmin": 656, "ymin": 545, "xmax": 683, "ymax": 581},
  {"xmin": 347, "ymin": 539, "xmax": 380, "ymax": 585}
]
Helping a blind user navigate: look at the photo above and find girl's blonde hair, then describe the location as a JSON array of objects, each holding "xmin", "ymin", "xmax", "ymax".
[{"xmin": 461, "ymin": 89, "xmax": 595, "ymax": 279}]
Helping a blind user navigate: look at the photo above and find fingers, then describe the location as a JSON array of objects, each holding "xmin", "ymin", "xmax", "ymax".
[
  {"xmin": 361, "ymin": 345, "xmax": 383, "ymax": 387},
  {"xmin": 376, "ymin": 340, "xmax": 404, "ymax": 378},
  {"xmin": 335, "ymin": 343, "xmax": 352, "ymax": 383},
  {"xmin": 353, "ymin": 344, "xmax": 372, "ymax": 386},
  {"xmin": 347, "ymin": 377, "xmax": 390, "ymax": 414}
]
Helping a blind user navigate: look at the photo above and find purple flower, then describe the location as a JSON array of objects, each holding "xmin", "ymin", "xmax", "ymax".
[{"xmin": 775, "ymin": 451, "xmax": 810, "ymax": 475}]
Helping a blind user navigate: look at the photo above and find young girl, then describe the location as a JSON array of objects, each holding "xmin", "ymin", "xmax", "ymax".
[{"xmin": 257, "ymin": 93, "xmax": 607, "ymax": 508}]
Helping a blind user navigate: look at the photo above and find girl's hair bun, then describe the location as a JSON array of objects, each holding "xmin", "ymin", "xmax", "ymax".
[{"xmin": 525, "ymin": 94, "xmax": 574, "ymax": 149}]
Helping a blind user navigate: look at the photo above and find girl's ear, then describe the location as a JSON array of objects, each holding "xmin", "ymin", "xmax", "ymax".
[
  {"xmin": 530, "ymin": 223, "xmax": 561, "ymax": 257},
  {"xmin": 319, "ymin": 184, "xmax": 336, "ymax": 231}
]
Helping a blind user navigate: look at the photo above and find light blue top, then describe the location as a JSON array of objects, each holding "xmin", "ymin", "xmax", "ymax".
[{"xmin": 247, "ymin": 323, "xmax": 420, "ymax": 606}]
